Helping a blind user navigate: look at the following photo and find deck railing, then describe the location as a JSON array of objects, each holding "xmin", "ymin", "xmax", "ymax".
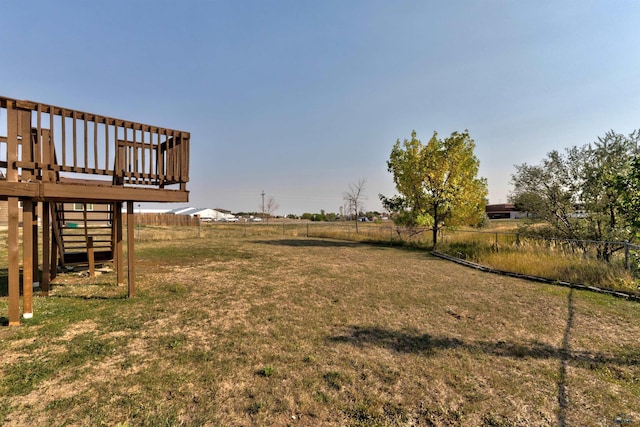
[{"xmin": 0, "ymin": 96, "xmax": 190, "ymax": 190}]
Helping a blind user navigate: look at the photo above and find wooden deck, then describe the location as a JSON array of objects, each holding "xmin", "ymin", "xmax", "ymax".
[
  {"xmin": 0, "ymin": 96, "xmax": 191, "ymax": 325},
  {"xmin": 0, "ymin": 96, "xmax": 189, "ymax": 202}
]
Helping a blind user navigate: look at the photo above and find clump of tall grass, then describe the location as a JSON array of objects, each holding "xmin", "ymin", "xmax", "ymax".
[{"xmin": 437, "ymin": 238, "xmax": 638, "ymax": 293}]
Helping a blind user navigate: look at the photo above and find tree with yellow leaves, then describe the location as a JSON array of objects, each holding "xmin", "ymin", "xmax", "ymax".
[{"xmin": 381, "ymin": 130, "xmax": 487, "ymax": 248}]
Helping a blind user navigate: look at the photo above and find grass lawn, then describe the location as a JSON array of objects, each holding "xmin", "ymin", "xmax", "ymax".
[{"xmin": 1, "ymin": 231, "xmax": 639, "ymax": 426}]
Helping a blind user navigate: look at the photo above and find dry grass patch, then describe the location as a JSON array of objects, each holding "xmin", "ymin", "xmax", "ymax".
[
  {"xmin": 0, "ymin": 233, "xmax": 639, "ymax": 426},
  {"xmin": 437, "ymin": 233, "xmax": 638, "ymax": 293}
]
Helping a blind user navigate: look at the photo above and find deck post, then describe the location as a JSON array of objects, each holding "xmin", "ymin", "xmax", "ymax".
[
  {"xmin": 126, "ymin": 201, "xmax": 135, "ymax": 298},
  {"xmin": 33, "ymin": 202, "xmax": 39, "ymax": 289},
  {"xmin": 50, "ymin": 221, "xmax": 58, "ymax": 282},
  {"xmin": 8, "ymin": 198, "xmax": 20, "ymax": 325},
  {"xmin": 7, "ymin": 103, "xmax": 21, "ymax": 325},
  {"xmin": 87, "ymin": 236, "xmax": 95, "ymax": 278},
  {"xmin": 115, "ymin": 202, "xmax": 124, "ymax": 285},
  {"xmin": 23, "ymin": 200, "xmax": 34, "ymax": 319},
  {"xmin": 42, "ymin": 201, "xmax": 51, "ymax": 295}
]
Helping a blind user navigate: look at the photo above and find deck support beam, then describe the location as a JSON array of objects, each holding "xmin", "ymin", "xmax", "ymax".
[
  {"xmin": 127, "ymin": 201, "xmax": 135, "ymax": 298},
  {"xmin": 32, "ymin": 202, "xmax": 39, "ymax": 291},
  {"xmin": 50, "ymin": 205, "xmax": 58, "ymax": 283},
  {"xmin": 8, "ymin": 198, "xmax": 20, "ymax": 325},
  {"xmin": 87, "ymin": 237, "xmax": 95, "ymax": 278},
  {"xmin": 42, "ymin": 201, "xmax": 51, "ymax": 295},
  {"xmin": 22, "ymin": 200, "xmax": 34, "ymax": 319},
  {"xmin": 115, "ymin": 202, "xmax": 124, "ymax": 286}
]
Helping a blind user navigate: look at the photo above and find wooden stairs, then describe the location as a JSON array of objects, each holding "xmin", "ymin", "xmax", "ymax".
[{"xmin": 51, "ymin": 202, "xmax": 115, "ymax": 267}]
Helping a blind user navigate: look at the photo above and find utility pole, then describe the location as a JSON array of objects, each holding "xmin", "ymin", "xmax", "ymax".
[{"xmin": 261, "ymin": 190, "xmax": 265, "ymax": 220}]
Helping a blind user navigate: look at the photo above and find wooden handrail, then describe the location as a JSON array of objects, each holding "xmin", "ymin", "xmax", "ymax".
[{"xmin": 0, "ymin": 95, "xmax": 190, "ymax": 191}]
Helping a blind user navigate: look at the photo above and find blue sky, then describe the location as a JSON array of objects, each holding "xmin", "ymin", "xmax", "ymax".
[{"xmin": 1, "ymin": 1, "xmax": 638, "ymax": 215}]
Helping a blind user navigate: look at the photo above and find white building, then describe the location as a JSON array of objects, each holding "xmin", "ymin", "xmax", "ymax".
[{"xmin": 167, "ymin": 207, "xmax": 236, "ymax": 221}]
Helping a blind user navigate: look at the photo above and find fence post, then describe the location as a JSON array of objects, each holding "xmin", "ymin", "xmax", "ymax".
[
  {"xmin": 306, "ymin": 223, "xmax": 309, "ymax": 238},
  {"xmin": 516, "ymin": 232, "xmax": 520, "ymax": 247},
  {"xmin": 625, "ymin": 240, "xmax": 630, "ymax": 270}
]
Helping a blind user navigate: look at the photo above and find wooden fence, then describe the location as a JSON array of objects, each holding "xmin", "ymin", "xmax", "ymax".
[{"xmin": 134, "ymin": 213, "xmax": 200, "ymax": 226}]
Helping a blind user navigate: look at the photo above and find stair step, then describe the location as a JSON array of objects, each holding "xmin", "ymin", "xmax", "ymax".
[
  {"xmin": 63, "ymin": 250, "xmax": 113, "ymax": 265},
  {"xmin": 60, "ymin": 233, "xmax": 112, "ymax": 238},
  {"xmin": 61, "ymin": 226, "xmax": 110, "ymax": 228},
  {"xmin": 63, "ymin": 243, "xmax": 111, "ymax": 247},
  {"xmin": 63, "ymin": 241, "xmax": 112, "ymax": 247},
  {"xmin": 60, "ymin": 211, "xmax": 113, "ymax": 214},
  {"xmin": 64, "ymin": 241, "xmax": 111, "ymax": 250},
  {"xmin": 60, "ymin": 234, "xmax": 112, "ymax": 239}
]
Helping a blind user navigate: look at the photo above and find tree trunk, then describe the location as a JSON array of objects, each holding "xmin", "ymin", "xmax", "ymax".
[
  {"xmin": 432, "ymin": 225, "xmax": 438, "ymax": 249},
  {"xmin": 432, "ymin": 207, "xmax": 439, "ymax": 249}
]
